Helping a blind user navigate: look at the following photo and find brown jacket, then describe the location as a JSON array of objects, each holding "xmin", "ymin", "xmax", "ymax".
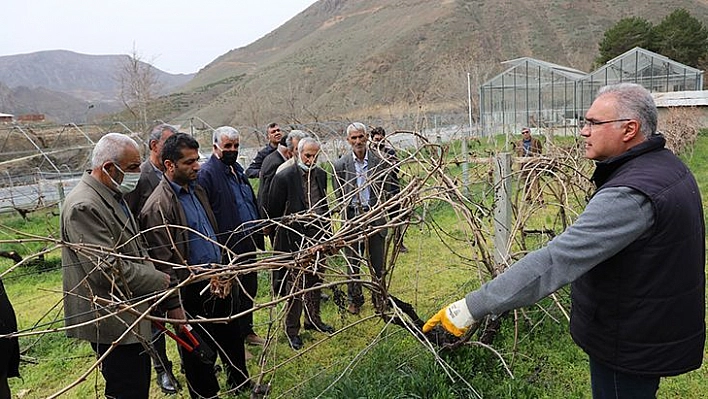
[
  {"xmin": 515, "ymin": 137, "xmax": 543, "ymax": 157},
  {"xmin": 138, "ymin": 177, "xmax": 219, "ymax": 309},
  {"xmin": 61, "ymin": 173, "xmax": 167, "ymax": 345}
]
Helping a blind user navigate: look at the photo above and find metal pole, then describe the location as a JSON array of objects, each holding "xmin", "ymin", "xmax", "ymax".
[
  {"xmin": 493, "ymin": 152, "xmax": 512, "ymax": 266},
  {"xmin": 464, "ymin": 72, "xmax": 472, "ymax": 197}
]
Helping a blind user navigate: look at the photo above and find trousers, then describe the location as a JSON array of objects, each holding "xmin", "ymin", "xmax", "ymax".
[
  {"xmin": 590, "ymin": 357, "xmax": 660, "ymax": 399},
  {"xmin": 91, "ymin": 342, "xmax": 151, "ymax": 399}
]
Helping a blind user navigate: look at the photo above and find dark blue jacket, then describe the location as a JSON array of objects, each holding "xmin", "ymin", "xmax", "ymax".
[
  {"xmin": 198, "ymin": 155, "xmax": 265, "ymax": 258},
  {"xmin": 571, "ymin": 136, "xmax": 705, "ymax": 376}
]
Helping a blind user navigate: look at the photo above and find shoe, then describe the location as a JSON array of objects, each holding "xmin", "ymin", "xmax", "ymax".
[
  {"xmin": 347, "ymin": 304, "xmax": 361, "ymax": 315},
  {"xmin": 246, "ymin": 333, "xmax": 266, "ymax": 346},
  {"xmin": 304, "ymin": 322, "xmax": 335, "ymax": 334},
  {"xmin": 287, "ymin": 335, "xmax": 303, "ymax": 350},
  {"xmin": 156, "ymin": 370, "xmax": 180, "ymax": 394}
]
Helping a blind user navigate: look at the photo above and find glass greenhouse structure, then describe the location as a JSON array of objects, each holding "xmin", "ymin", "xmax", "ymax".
[{"xmin": 479, "ymin": 47, "xmax": 704, "ymax": 136}]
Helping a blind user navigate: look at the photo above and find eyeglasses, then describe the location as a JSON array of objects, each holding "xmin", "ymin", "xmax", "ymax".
[{"xmin": 582, "ymin": 118, "xmax": 631, "ymax": 131}]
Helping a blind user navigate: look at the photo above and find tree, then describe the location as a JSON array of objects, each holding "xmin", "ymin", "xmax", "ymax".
[
  {"xmin": 653, "ymin": 8, "xmax": 708, "ymax": 67},
  {"xmin": 595, "ymin": 17, "xmax": 655, "ymax": 67},
  {"xmin": 118, "ymin": 44, "xmax": 161, "ymax": 132},
  {"xmin": 596, "ymin": 9, "xmax": 708, "ymax": 69}
]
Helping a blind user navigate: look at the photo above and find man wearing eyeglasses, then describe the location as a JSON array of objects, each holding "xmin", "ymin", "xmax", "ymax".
[
  {"xmin": 245, "ymin": 122, "xmax": 283, "ymax": 178},
  {"xmin": 425, "ymin": 83, "xmax": 705, "ymax": 398}
]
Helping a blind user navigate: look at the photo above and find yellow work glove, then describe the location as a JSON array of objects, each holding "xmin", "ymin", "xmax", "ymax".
[{"xmin": 422, "ymin": 298, "xmax": 475, "ymax": 337}]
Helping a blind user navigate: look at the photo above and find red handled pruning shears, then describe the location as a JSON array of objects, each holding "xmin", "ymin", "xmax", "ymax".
[{"xmin": 153, "ymin": 321, "xmax": 215, "ymax": 364}]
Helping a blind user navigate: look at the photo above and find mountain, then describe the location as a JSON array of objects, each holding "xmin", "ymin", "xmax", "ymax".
[
  {"xmin": 160, "ymin": 0, "xmax": 708, "ymax": 128},
  {"xmin": 0, "ymin": 50, "xmax": 194, "ymax": 123}
]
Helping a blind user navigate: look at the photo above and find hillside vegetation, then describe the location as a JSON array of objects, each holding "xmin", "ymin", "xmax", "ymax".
[{"xmin": 163, "ymin": 0, "xmax": 708, "ymax": 127}]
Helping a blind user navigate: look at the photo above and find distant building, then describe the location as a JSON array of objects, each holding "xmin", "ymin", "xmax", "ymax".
[
  {"xmin": 653, "ymin": 91, "xmax": 708, "ymax": 127},
  {"xmin": 17, "ymin": 114, "xmax": 45, "ymax": 123},
  {"xmin": 0, "ymin": 113, "xmax": 13, "ymax": 123}
]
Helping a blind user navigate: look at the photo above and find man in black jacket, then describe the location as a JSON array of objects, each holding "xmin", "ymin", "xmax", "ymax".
[
  {"xmin": 267, "ymin": 137, "xmax": 334, "ymax": 350},
  {"xmin": 245, "ymin": 122, "xmax": 283, "ymax": 178},
  {"xmin": 424, "ymin": 83, "xmax": 705, "ymax": 398}
]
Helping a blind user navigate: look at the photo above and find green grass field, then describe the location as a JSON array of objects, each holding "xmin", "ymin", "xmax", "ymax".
[{"xmin": 2, "ymin": 133, "xmax": 708, "ymax": 398}]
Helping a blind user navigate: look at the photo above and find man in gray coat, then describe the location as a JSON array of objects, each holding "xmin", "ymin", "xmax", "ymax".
[
  {"xmin": 332, "ymin": 122, "xmax": 397, "ymax": 315},
  {"xmin": 124, "ymin": 123, "xmax": 180, "ymax": 394},
  {"xmin": 62, "ymin": 133, "xmax": 169, "ymax": 399},
  {"xmin": 125, "ymin": 123, "xmax": 177, "ymax": 216}
]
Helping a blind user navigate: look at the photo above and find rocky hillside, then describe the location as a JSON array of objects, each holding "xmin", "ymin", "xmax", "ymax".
[
  {"xmin": 0, "ymin": 50, "xmax": 194, "ymax": 123},
  {"xmin": 161, "ymin": 0, "xmax": 708, "ymax": 128}
]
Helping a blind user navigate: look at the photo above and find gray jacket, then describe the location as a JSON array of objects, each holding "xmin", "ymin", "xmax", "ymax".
[{"xmin": 465, "ymin": 187, "xmax": 653, "ymax": 319}]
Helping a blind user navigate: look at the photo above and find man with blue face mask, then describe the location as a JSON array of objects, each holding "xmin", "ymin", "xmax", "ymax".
[
  {"xmin": 267, "ymin": 137, "xmax": 334, "ymax": 350},
  {"xmin": 61, "ymin": 133, "xmax": 170, "ymax": 399}
]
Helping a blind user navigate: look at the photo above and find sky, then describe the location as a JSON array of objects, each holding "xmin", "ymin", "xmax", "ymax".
[{"xmin": 1, "ymin": 0, "xmax": 316, "ymax": 74}]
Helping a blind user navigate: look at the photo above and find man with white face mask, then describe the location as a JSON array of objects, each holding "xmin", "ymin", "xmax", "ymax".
[
  {"xmin": 267, "ymin": 137, "xmax": 334, "ymax": 350},
  {"xmin": 61, "ymin": 133, "xmax": 170, "ymax": 399}
]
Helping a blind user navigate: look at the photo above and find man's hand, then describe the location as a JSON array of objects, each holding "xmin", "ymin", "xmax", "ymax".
[
  {"xmin": 166, "ymin": 307, "xmax": 187, "ymax": 326},
  {"xmin": 161, "ymin": 272, "xmax": 171, "ymax": 289},
  {"xmin": 422, "ymin": 298, "xmax": 475, "ymax": 337}
]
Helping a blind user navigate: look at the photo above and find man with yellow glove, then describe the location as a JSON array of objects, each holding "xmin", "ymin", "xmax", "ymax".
[
  {"xmin": 424, "ymin": 83, "xmax": 705, "ymax": 399},
  {"xmin": 422, "ymin": 299, "xmax": 474, "ymax": 337}
]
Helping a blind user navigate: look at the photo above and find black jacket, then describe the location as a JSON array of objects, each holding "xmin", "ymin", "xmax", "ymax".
[
  {"xmin": 245, "ymin": 144, "xmax": 277, "ymax": 178},
  {"xmin": 267, "ymin": 164, "xmax": 330, "ymax": 253},
  {"xmin": 257, "ymin": 149, "xmax": 286, "ymax": 219},
  {"xmin": 0, "ymin": 278, "xmax": 20, "ymax": 379}
]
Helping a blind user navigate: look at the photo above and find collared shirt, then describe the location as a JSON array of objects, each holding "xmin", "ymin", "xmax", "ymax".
[
  {"xmin": 168, "ymin": 180, "xmax": 220, "ymax": 265},
  {"xmin": 226, "ymin": 166, "xmax": 260, "ymax": 230},
  {"xmin": 352, "ymin": 151, "xmax": 370, "ymax": 206},
  {"xmin": 150, "ymin": 161, "xmax": 164, "ymax": 181}
]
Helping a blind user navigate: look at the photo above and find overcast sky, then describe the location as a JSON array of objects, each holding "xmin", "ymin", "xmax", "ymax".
[{"xmin": 1, "ymin": 0, "xmax": 316, "ymax": 74}]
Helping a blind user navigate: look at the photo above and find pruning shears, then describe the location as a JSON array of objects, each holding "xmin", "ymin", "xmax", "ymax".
[{"xmin": 153, "ymin": 321, "xmax": 215, "ymax": 364}]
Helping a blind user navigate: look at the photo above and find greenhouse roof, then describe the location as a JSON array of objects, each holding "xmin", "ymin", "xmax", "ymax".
[
  {"xmin": 502, "ymin": 57, "xmax": 588, "ymax": 80},
  {"xmin": 481, "ymin": 56, "xmax": 588, "ymax": 89},
  {"xmin": 587, "ymin": 47, "xmax": 702, "ymax": 81}
]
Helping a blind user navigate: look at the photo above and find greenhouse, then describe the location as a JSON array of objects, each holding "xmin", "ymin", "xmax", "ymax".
[{"xmin": 479, "ymin": 47, "xmax": 704, "ymax": 137}]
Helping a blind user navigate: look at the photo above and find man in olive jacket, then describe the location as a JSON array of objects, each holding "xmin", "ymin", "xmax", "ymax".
[{"xmin": 62, "ymin": 133, "xmax": 169, "ymax": 399}]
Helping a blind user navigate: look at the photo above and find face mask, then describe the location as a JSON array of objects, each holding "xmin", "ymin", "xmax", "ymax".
[
  {"xmin": 220, "ymin": 150, "xmax": 239, "ymax": 166},
  {"xmin": 297, "ymin": 158, "xmax": 312, "ymax": 172},
  {"xmin": 104, "ymin": 164, "xmax": 141, "ymax": 194}
]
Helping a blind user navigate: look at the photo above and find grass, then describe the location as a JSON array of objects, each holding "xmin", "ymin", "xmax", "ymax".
[{"xmin": 3, "ymin": 132, "xmax": 708, "ymax": 398}]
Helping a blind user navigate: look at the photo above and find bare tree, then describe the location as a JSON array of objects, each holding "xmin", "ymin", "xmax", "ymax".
[{"xmin": 118, "ymin": 44, "xmax": 161, "ymax": 132}]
